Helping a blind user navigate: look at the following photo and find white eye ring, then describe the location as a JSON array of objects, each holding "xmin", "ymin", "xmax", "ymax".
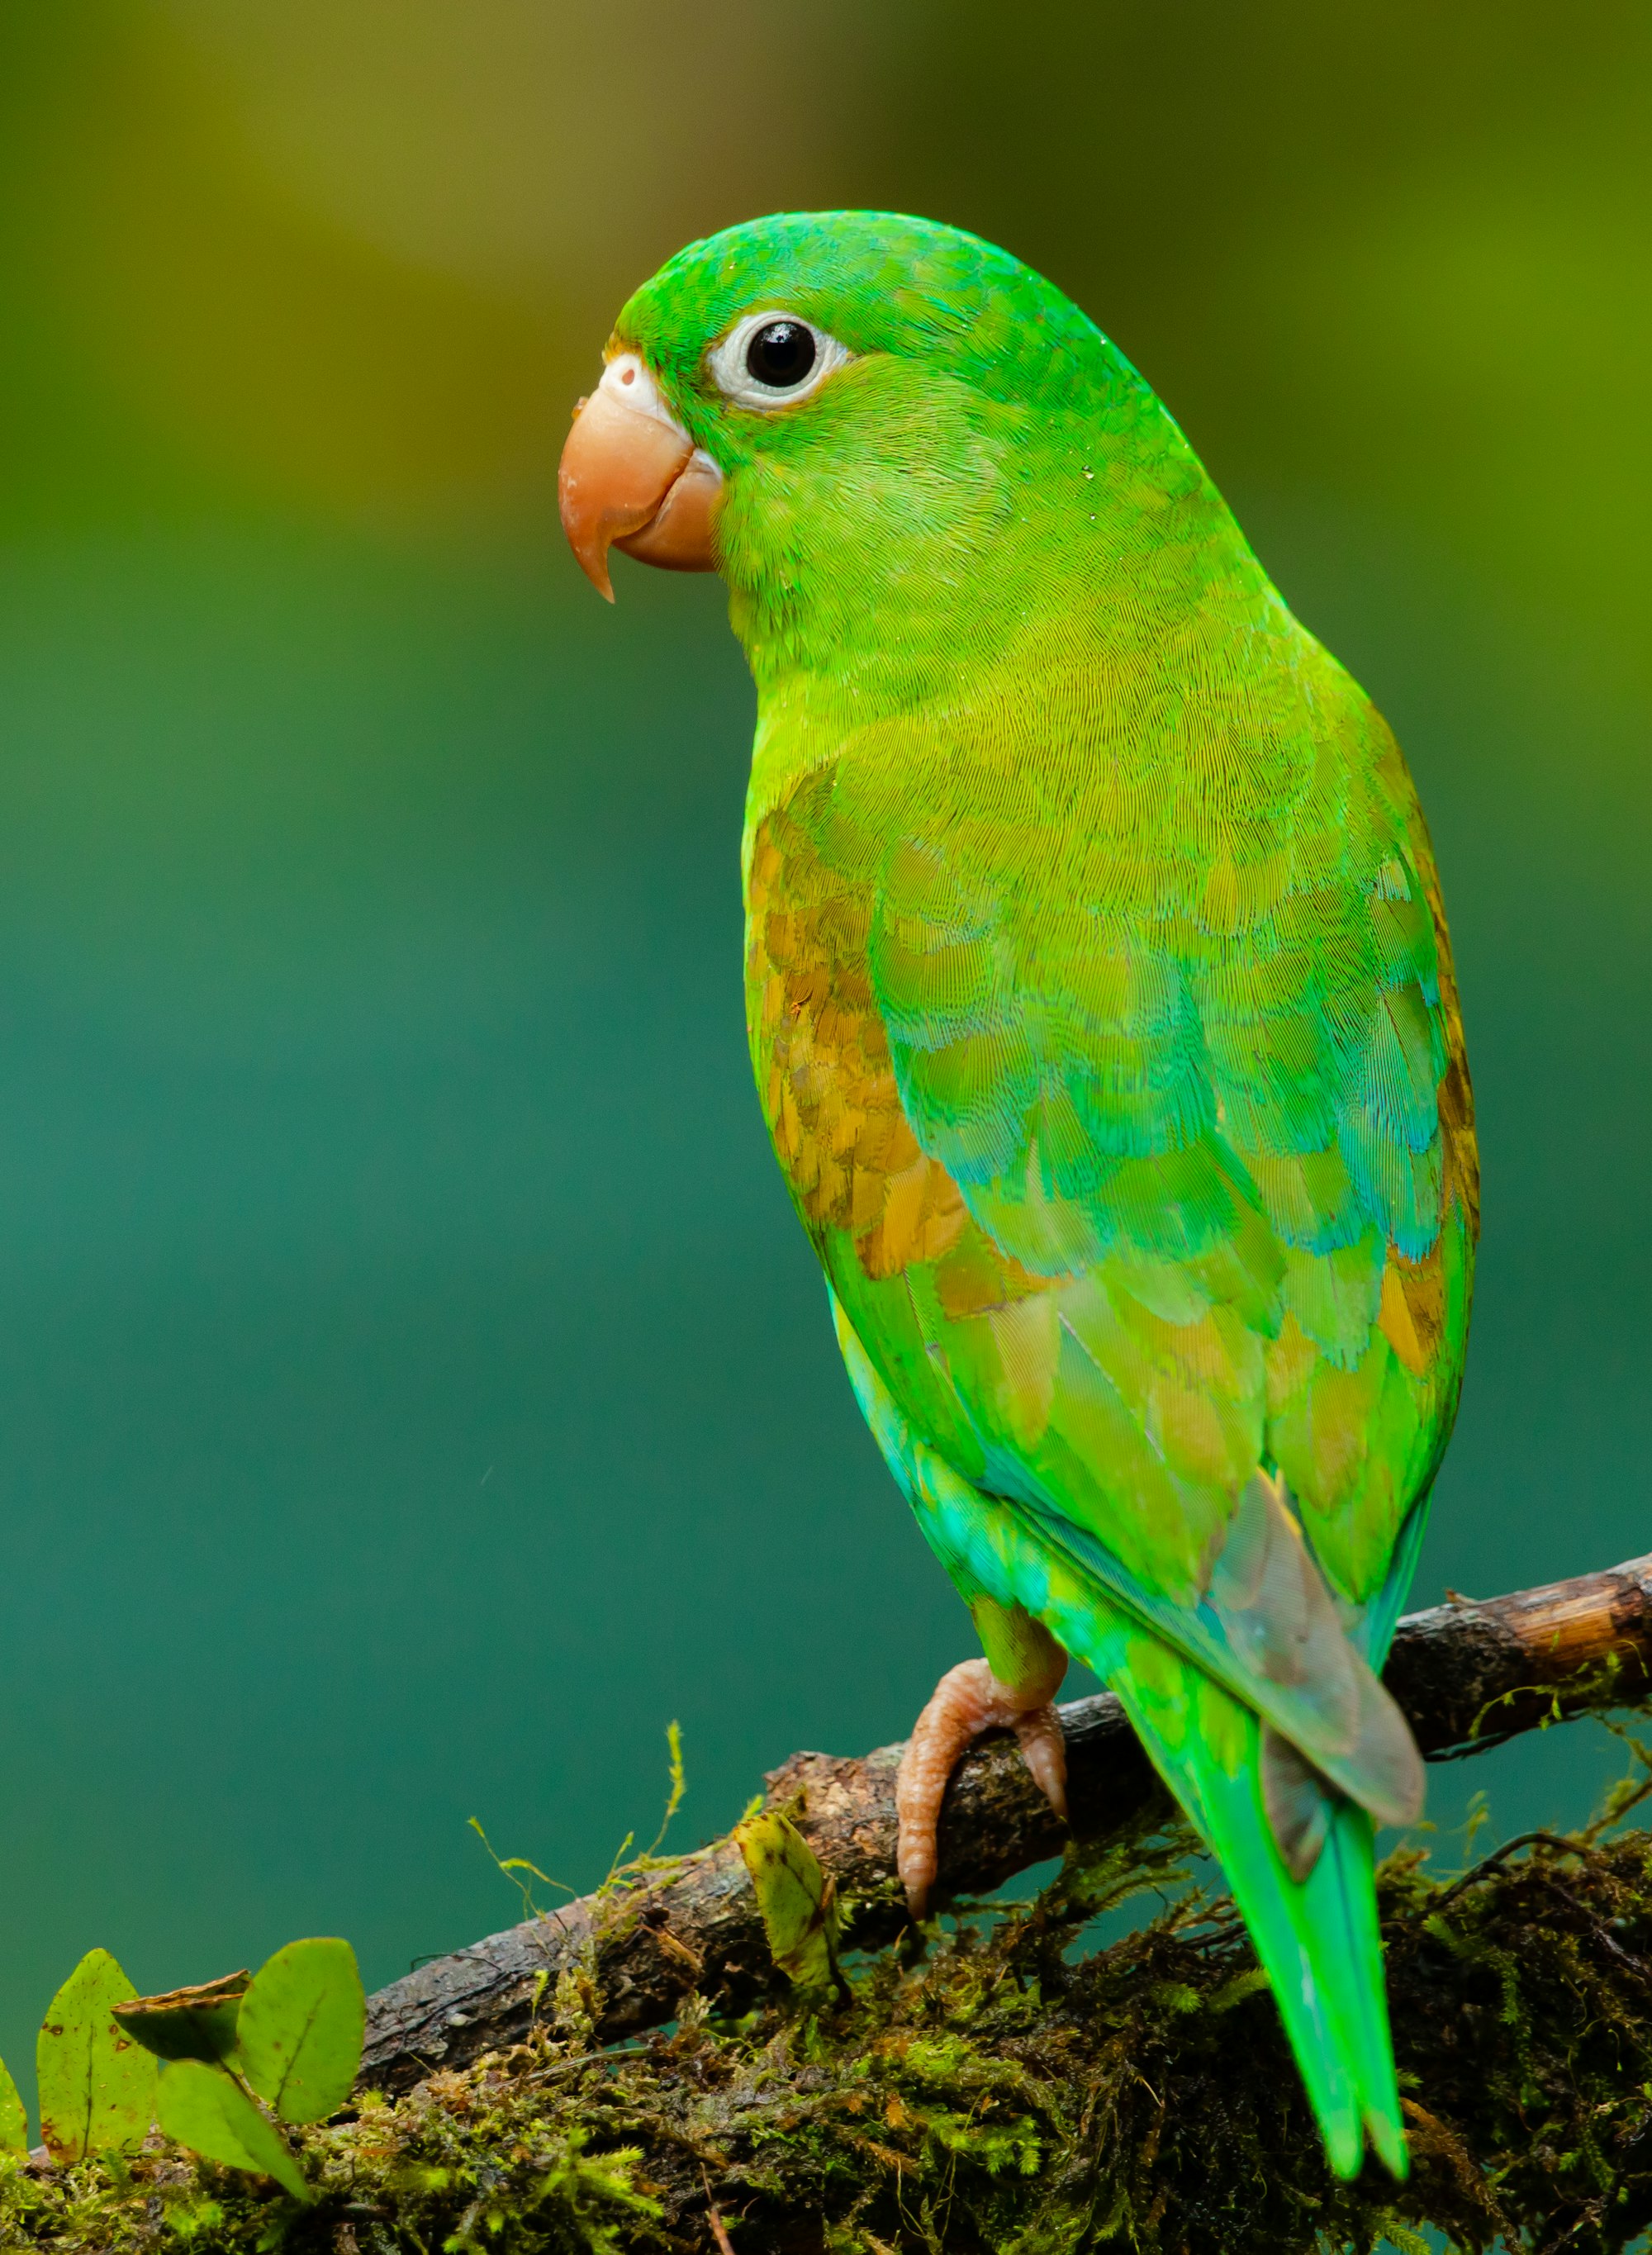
[{"xmin": 708, "ymin": 311, "xmax": 850, "ymax": 410}]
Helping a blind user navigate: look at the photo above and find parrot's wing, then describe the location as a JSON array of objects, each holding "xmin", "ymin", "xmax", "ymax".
[{"xmin": 747, "ymin": 650, "xmax": 1475, "ymax": 1810}]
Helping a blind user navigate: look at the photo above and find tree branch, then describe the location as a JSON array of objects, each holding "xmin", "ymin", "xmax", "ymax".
[{"xmin": 360, "ymin": 1548, "xmax": 1652, "ymax": 2095}]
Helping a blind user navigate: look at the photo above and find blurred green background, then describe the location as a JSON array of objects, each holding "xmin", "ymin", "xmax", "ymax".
[{"xmin": 0, "ymin": 0, "xmax": 1649, "ymax": 2097}]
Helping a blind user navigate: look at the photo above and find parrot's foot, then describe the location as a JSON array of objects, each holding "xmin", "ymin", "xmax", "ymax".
[{"xmin": 895, "ymin": 1658, "xmax": 1068, "ymax": 1915}]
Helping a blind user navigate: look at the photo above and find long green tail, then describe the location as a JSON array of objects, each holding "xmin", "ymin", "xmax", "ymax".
[
  {"xmin": 1104, "ymin": 1642, "xmax": 1405, "ymax": 2181},
  {"xmin": 836, "ymin": 1316, "xmax": 1412, "ymax": 2177}
]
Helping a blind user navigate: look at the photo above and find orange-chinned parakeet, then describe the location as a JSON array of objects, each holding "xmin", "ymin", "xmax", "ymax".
[{"xmin": 558, "ymin": 211, "xmax": 1476, "ymax": 2181}]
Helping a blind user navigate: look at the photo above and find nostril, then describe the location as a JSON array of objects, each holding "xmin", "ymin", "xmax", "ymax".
[{"xmin": 620, "ymin": 366, "xmax": 635, "ymax": 385}]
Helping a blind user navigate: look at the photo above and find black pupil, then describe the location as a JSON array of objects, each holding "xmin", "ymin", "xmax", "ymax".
[{"xmin": 746, "ymin": 320, "xmax": 816, "ymax": 389}]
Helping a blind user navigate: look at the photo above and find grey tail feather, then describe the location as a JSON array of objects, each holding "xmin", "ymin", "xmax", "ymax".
[{"xmin": 1260, "ymin": 1724, "xmax": 1336, "ymax": 1880}]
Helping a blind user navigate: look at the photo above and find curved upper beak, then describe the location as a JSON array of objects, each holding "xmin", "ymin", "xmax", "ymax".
[{"xmin": 558, "ymin": 353, "xmax": 723, "ymax": 601}]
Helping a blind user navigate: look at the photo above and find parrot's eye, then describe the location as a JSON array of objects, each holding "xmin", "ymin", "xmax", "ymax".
[
  {"xmin": 709, "ymin": 311, "xmax": 849, "ymax": 410},
  {"xmin": 746, "ymin": 320, "xmax": 814, "ymax": 387}
]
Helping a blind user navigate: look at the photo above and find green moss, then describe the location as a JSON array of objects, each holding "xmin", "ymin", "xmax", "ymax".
[{"xmin": 9, "ymin": 1756, "xmax": 1652, "ymax": 2253}]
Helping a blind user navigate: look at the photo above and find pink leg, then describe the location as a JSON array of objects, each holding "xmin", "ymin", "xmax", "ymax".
[{"xmin": 895, "ymin": 1654, "xmax": 1069, "ymax": 1914}]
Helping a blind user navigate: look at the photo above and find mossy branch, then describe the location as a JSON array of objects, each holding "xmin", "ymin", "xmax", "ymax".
[
  {"xmin": 15, "ymin": 1768, "xmax": 1652, "ymax": 2253},
  {"xmin": 9, "ymin": 1553, "xmax": 1652, "ymax": 2253},
  {"xmin": 362, "ymin": 1548, "xmax": 1652, "ymax": 2097}
]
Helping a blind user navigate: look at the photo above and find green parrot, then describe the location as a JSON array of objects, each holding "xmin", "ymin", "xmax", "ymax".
[{"xmin": 558, "ymin": 211, "xmax": 1476, "ymax": 2181}]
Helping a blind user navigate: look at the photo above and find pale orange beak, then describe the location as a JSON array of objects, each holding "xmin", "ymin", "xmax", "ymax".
[{"xmin": 558, "ymin": 352, "xmax": 723, "ymax": 601}]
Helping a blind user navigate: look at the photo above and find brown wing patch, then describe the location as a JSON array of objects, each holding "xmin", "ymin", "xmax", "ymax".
[
  {"xmin": 1389, "ymin": 740, "xmax": 1479, "ymax": 1250},
  {"xmin": 749, "ymin": 798, "xmax": 966, "ymax": 1280},
  {"xmin": 1372, "ymin": 848, "xmax": 1469, "ymax": 1383},
  {"xmin": 1427, "ymin": 886, "xmax": 1478, "ymax": 1247},
  {"xmin": 1378, "ymin": 1254, "xmax": 1437, "ymax": 1377},
  {"xmin": 933, "ymin": 1232, "xmax": 1053, "ymax": 1320}
]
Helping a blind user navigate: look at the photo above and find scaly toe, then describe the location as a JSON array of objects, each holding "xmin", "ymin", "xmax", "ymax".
[
  {"xmin": 1013, "ymin": 1703, "xmax": 1069, "ymax": 1820},
  {"xmin": 896, "ymin": 1659, "xmax": 1001, "ymax": 1914},
  {"xmin": 895, "ymin": 1659, "xmax": 1070, "ymax": 1914}
]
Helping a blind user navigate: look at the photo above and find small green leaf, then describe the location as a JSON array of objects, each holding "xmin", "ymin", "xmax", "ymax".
[
  {"xmin": 234, "ymin": 1939, "xmax": 364, "ymax": 2124},
  {"xmin": 114, "ymin": 1971, "xmax": 251, "ymax": 2064},
  {"xmin": 156, "ymin": 2060, "xmax": 311, "ymax": 2203},
  {"xmin": 36, "ymin": 1949, "xmax": 158, "ymax": 2162},
  {"xmin": 733, "ymin": 1808, "xmax": 839, "ymax": 1992},
  {"xmin": 0, "ymin": 2055, "xmax": 27, "ymax": 2153}
]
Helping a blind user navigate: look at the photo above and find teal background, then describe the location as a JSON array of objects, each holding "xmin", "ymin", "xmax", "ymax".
[{"xmin": 1, "ymin": 0, "xmax": 1649, "ymax": 2103}]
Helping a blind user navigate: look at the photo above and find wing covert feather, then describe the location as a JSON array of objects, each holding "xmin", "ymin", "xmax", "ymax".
[{"xmin": 744, "ymin": 629, "xmax": 1474, "ymax": 1774}]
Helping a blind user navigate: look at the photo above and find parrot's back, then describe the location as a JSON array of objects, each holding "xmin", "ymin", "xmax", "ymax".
[{"xmin": 743, "ymin": 572, "xmax": 1475, "ymax": 2175}]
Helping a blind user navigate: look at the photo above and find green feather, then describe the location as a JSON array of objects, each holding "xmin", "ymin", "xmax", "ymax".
[{"xmin": 613, "ymin": 208, "xmax": 1479, "ymax": 2180}]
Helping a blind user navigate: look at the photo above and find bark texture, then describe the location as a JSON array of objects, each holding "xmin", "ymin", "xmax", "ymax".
[{"xmin": 360, "ymin": 1548, "xmax": 1652, "ymax": 2095}]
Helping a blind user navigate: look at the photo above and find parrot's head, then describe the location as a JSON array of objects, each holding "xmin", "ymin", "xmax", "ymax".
[{"xmin": 558, "ymin": 211, "xmax": 1208, "ymax": 682}]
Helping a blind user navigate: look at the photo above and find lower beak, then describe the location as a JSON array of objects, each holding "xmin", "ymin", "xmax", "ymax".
[{"xmin": 558, "ymin": 363, "xmax": 722, "ymax": 601}]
